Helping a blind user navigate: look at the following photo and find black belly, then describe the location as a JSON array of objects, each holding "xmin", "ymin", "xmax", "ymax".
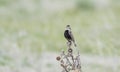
[{"xmin": 64, "ymin": 30, "xmax": 72, "ymax": 41}]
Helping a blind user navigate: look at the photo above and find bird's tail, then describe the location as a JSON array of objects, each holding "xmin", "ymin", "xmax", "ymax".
[{"xmin": 73, "ymin": 41, "xmax": 77, "ymax": 47}]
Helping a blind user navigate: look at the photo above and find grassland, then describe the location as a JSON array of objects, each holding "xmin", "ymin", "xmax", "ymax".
[{"xmin": 0, "ymin": 0, "xmax": 120, "ymax": 72}]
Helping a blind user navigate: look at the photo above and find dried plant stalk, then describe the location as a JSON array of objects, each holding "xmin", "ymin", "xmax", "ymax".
[{"xmin": 56, "ymin": 42, "xmax": 82, "ymax": 72}]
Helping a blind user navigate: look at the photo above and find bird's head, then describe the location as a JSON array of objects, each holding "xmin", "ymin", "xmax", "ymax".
[{"xmin": 66, "ymin": 25, "xmax": 71, "ymax": 30}]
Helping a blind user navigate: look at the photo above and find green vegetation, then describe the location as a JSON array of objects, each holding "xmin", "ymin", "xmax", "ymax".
[
  {"xmin": 0, "ymin": 0, "xmax": 120, "ymax": 72},
  {"xmin": 0, "ymin": 0, "xmax": 120, "ymax": 55}
]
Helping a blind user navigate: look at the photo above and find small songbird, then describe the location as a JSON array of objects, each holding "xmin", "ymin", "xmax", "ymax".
[{"xmin": 64, "ymin": 25, "xmax": 77, "ymax": 47}]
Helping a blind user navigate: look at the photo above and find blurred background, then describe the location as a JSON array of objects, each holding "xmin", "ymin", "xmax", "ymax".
[{"xmin": 0, "ymin": 0, "xmax": 120, "ymax": 72}]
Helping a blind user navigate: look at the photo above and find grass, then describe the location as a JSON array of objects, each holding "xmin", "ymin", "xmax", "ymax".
[
  {"xmin": 1, "ymin": 10, "xmax": 119, "ymax": 55},
  {"xmin": 0, "ymin": 0, "xmax": 120, "ymax": 72}
]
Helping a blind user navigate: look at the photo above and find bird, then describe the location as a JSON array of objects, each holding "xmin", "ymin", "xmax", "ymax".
[{"xmin": 64, "ymin": 25, "xmax": 77, "ymax": 47}]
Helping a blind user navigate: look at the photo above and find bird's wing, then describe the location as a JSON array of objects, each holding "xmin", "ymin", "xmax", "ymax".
[
  {"xmin": 69, "ymin": 31, "xmax": 75, "ymax": 42},
  {"xmin": 69, "ymin": 31, "xmax": 77, "ymax": 47}
]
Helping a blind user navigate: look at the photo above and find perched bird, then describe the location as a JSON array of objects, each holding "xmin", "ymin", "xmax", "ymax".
[{"xmin": 64, "ymin": 25, "xmax": 76, "ymax": 47}]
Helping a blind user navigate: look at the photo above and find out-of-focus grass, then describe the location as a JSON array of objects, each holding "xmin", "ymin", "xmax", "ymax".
[
  {"xmin": 0, "ymin": 0, "xmax": 120, "ymax": 54},
  {"xmin": 0, "ymin": 0, "xmax": 120, "ymax": 72}
]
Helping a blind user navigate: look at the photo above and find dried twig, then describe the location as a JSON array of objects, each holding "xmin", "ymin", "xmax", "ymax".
[{"xmin": 56, "ymin": 41, "xmax": 82, "ymax": 72}]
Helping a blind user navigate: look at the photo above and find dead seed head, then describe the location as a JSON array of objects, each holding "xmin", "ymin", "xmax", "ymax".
[
  {"xmin": 56, "ymin": 56, "xmax": 61, "ymax": 61},
  {"xmin": 68, "ymin": 48, "xmax": 73, "ymax": 53},
  {"xmin": 60, "ymin": 64, "xmax": 64, "ymax": 67}
]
